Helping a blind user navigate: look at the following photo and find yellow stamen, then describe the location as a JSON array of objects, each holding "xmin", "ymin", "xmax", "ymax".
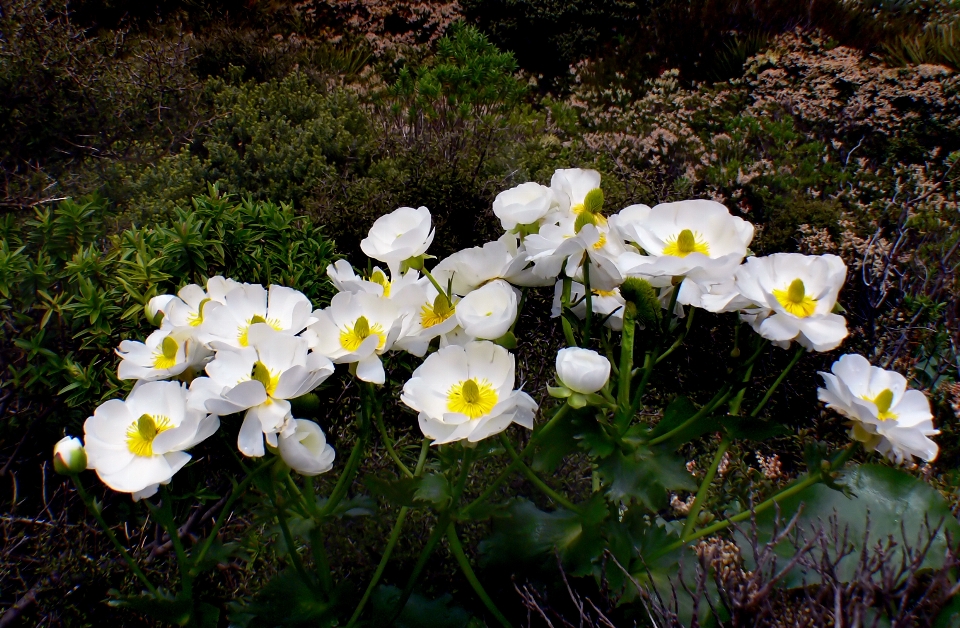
[
  {"xmin": 663, "ymin": 229, "xmax": 710, "ymax": 258},
  {"xmin": 593, "ymin": 231, "xmax": 607, "ymax": 250},
  {"xmin": 186, "ymin": 298, "xmax": 211, "ymax": 327},
  {"xmin": 861, "ymin": 388, "xmax": 898, "ymax": 421},
  {"xmin": 251, "ymin": 360, "xmax": 280, "ymax": 396},
  {"xmin": 773, "ymin": 279, "xmax": 818, "ymax": 318},
  {"xmin": 126, "ymin": 414, "xmax": 173, "ymax": 457},
  {"xmin": 238, "ymin": 313, "xmax": 283, "ymax": 346},
  {"xmin": 153, "ymin": 336, "xmax": 179, "ymax": 370},
  {"xmin": 339, "ymin": 315, "xmax": 385, "ymax": 351},
  {"xmin": 369, "ymin": 270, "xmax": 391, "ymax": 297},
  {"xmin": 446, "ymin": 378, "xmax": 498, "ymax": 419},
  {"xmin": 421, "ymin": 294, "xmax": 455, "ymax": 328},
  {"xmin": 593, "ymin": 289, "xmax": 617, "ymax": 297}
]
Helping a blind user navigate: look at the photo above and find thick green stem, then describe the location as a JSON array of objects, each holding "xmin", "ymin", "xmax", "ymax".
[
  {"xmin": 268, "ymin": 474, "xmax": 316, "ymax": 591},
  {"xmin": 72, "ymin": 477, "xmax": 159, "ymax": 597},
  {"xmin": 157, "ymin": 485, "xmax": 193, "ymax": 598},
  {"xmin": 582, "ymin": 256, "xmax": 593, "ymax": 347},
  {"xmin": 320, "ymin": 389, "xmax": 372, "ymax": 517},
  {"xmin": 421, "ymin": 267, "xmax": 447, "ymax": 298},
  {"xmin": 655, "ymin": 308, "xmax": 696, "ymax": 365},
  {"xmin": 560, "ymin": 276, "xmax": 578, "ymax": 347},
  {"xmin": 460, "ymin": 405, "xmax": 570, "ymax": 518},
  {"xmin": 616, "ymin": 302, "xmax": 637, "ymax": 420},
  {"xmin": 286, "ymin": 475, "xmax": 333, "ymax": 594},
  {"xmin": 749, "ymin": 345, "xmax": 805, "ymax": 418},
  {"xmin": 347, "ymin": 440, "xmax": 431, "ymax": 627},
  {"xmin": 624, "ymin": 342, "xmax": 659, "ymax": 432},
  {"xmin": 373, "ymin": 390, "xmax": 413, "ymax": 478},
  {"xmin": 447, "ymin": 523, "xmax": 513, "ymax": 628},
  {"xmin": 680, "ymin": 437, "xmax": 730, "ymax": 540},
  {"xmin": 663, "ymin": 281, "xmax": 682, "ymax": 334},
  {"xmin": 499, "ymin": 434, "xmax": 581, "ymax": 513},
  {"xmin": 648, "ymin": 387, "xmax": 732, "ymax": 447}
]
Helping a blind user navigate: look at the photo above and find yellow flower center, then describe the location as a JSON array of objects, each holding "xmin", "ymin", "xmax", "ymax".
[
  {"xmin": 446, "ymin": 378, "xmax": 498, "ymax": 419},
  {"xmin": 238, "ymin": 313, "xmax": 283, "ymax": 347},
  {"xmin": 369, "ymin": 270, "xmax": 391, "ymax": 297},
  {"xmin": 251, "ymin": 360, "xmax": 280, "ymax": 397},
  {"xmin": 593, "ymin": 289, "xmax": 617, "ymax": 297},
  {"xmin": 186, "ymin": 298, "xmax": 211, "ymax": 327},
  {"xmin": 153, "ymin": 336, "xmax": 179, "ymax": 370},
  {"xmin": 861, "ymin": 388, "xmax": 898, "ymax": 421},
  {"xmin": 339, "ymin": 316, "xmax": 385, "ymax": 351},
  {"xmin": 593, "ymin": 231, "xmax": 607, "ymax": 250},
  {"xmin": 126, "ymin": 414, "xmax": 173, "ymax": 457},
  {"xmin": 663, "ymin": 229, "xmax": 710, "ymax": 258},
  {"xmin": 421, "ymin": 294, "xmax": 455, "ymax": 328},
  {"xmin": 773, "ymin": 279, "xmax": 818, "ymax": 318}
]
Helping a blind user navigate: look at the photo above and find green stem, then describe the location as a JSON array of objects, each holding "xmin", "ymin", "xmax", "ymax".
[
  {"xmin": 624, "ymin": 342, "xmax": 659, "ymax": 432},
  {"xmin": 373, "ymin": 390, "xmax": 413, "ymax": 478},
  {"xmin": 499, "ymin": 434, "xmax": 581, "ymax": 513},
  {"xmin": 320, "ymin": 390, "xmax": 372, "ymax": 518},
  {"xmin": 648, "ymin": 387, "xmax": 732, "ymax": 447},
  {"xmin": 560, "ymin": 275, "xmax": 578, "ymax": 347},
  {"xmin": 680, "ymin": 437, "xmax": 730, "ymax": 540},
  {"xmin": 192, "ymin": 459, "xmax": 272, "ymax": 573},
  {"xmin": 460, "ymin": 406, "xmax": 570, "ymax": 518},
  {"xmin": 446, "ymin": 523, "xmax": 513, "ymax": 628},
  {"xmin": 347, "ymin": 440, "xmax": 432, "ymax": 627},
  {"xmin": 72, "ymin": 477, "xmax": 159, "ymax": 597},
  {"xmin": 655, "ymin": 307, "xmax": 695, "ymax": 365},
  {"xmin": 158, "ymin": 485, "xmax": 193, "ymax": 597},
  {"xmin": 421, "ymin": 267, "xmax": 447, "ymax": 298},
  {"xmin": 655, "ymin": 443, "xmax": 859, "ymax": 558},
  {"xmin": 749, "ymin": 345, "xmax": 805, "ymax": 418},
  {"xmin": 286, "ymin": 475, "xmax": 333, "ymax": 594},
  {"xmin": 268, "ymin": 474, "xmax": 316, "ymax": 591},
  {"xmin": 728, "ymin": 360, "xmax": 756, "ymax": 416},
  {"xmin": 616, "ymin": 302, "xmax": 637, "ymax": 417},
  {"xmin": 583, "ymin": 256, "xmax": 593, "ymax": 347},
  {"xmin": 663, "ymin": 281, "xmax": 682, "ymax": 334}
]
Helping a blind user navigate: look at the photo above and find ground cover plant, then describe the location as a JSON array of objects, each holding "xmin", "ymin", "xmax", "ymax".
[{"xmin": 2, "ymin": 0, "xmax": 960, "ymax": 626}]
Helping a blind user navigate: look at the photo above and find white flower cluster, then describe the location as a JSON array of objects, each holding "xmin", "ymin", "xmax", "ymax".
[{"xmin": 62, "ymin": 166, "xmax": 938, "ymax": 499}]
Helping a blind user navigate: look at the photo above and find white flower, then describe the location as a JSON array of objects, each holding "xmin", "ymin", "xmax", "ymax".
[
  {"xmin": 525, "ymin": 220, "xmax": 625, "ymax": 290},
  {"xmin": 614, "ymin": 200, "xmax": 754, "ymax": 308},
  {"xmin": 117, "ymin": 327, "xmax": 212, "ymax": 382},
  {"xmin": 551, "ymin": 281, "xmax": 625, "ymax": 331},
  {"xmin": 392, "ymin": 282, "xmax": 461, "ymax": 357},
  {"xmin": 146, "ymin": 295, "xmax": 175, "ymax": 326},
  {"xmin": 551, "ymin": 168, "xmax": 602, "ymax": 214},
  {"xmin": 201, "ymin": 327, "xmax": 334, "ymax": 457},
  {"xmin": 159, "ymin": 276, "xmax": 243, "ymax": 330},
  {"xmin": 493, "ymin": 182, "xmax": 555, "ymax": 231},
  {"xmin": 278, "ymin": 419, "xmax": 336, "ymax": 476},
  {"xmin": 733, "ymin": 253, "xmax": 848, "ymax": 352},
  {"xmin": 53, "ymin": 436, "xmax": 87, "ymax": 474},
  {"xmin": 360, "ymin": 206, "xmax": 435, "ymax": 274},
  {"xmin": 818, "ymin": 354, "xmax": 938, "ymax": 463},
  {"xmin": 401, "ymin": 341, "xmax": 538, "ymax": 445},
  {"xmin": 326, "ymin": 260, "xmax": 422, "ymax": 301},
  {"xmin": 555, "ymin": 348, "xmax": 610, "ymax": 394},
  {"xmin": 455, "ymin": 280, "xmax": 519, "ymax": 340},
  {"xmin": 83, "ymin": 381, "xmax": 219, "ymax": 499},
  {"xmin": 200, "ymin": 283, "xmax": 315, "ymax": 350},
  {"xmin": 305, "ymin": 291, "xmax": 402, "ymax": 384},
  {"xmin": 432, "ymin": 234, "xmax": 552, "ymax": 295}
]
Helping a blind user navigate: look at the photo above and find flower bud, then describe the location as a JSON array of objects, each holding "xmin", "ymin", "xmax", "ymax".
[
  {"xmin": 556, "ymin": 347, "xmax": 610, "ymax": 394},
  {"xmin": 278, "ymin": 419, "xmax": 336, "ymax": 476},
  {"xmin": 574, "ymin": 210, "xmax": 598, "ymax": 234},
  {"xmin": 583, "ymin": 188, "xmax": 604, "ymax": 214},
  {"xmin": 53, "ymin": 436, "xmax": 87, "ymax": 475},
  {"xmin": 620, "ymin": 277, "xmax": 661, "ymax": 327},
  {"xmin": 145, "ymin": 294, "xmax": 175, "ymax": 326}
]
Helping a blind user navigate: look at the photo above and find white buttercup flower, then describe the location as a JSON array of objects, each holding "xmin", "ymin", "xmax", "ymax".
[
  {"xmin": 556, "ymin": 347, "xmax": 610, "ymax": 394},
  {"xmin": 818, "ymin": 354, "xmax": 938, "ymax": 463},
  {"xmin": 525, "ymin": 218, "xmax": 625, "ymax": 291},
  {"xmin": 360, "ymin": 206, "xmax": 435, "ymax": 274},
  {"xmin": 733, "ymin": 253, "xmax": 848, "ymax": 352},
  {"xmin": 551, "ymin": 168, "xmax": 602, "ymax": 214},
  {"xmin": 551, "ymin": 281, "xmax": 625, "ymax": 331},
  {"xmin": 146, "ymin": 294, "xmax": 176, "ymax": 326},
  {"xmin": 83, "ymin": 381, "xmax": 219, "ymax": 499},
  {"xmin": 159, "ymin": 276, "xmax": 243, "ymax": 330},
  {"xmin": 432, "ymin": 234, "xmax": 552, "ymax": 296},
  {"xmin": 455, "ymin": 280, "xmax": 519, "ymax": 340},
  {"xmin": 305, "ymin": 291, "xmax": 402, "ymax": 384},
  {"xmin": 493, "ymin": 182, "xmax": 555, "ymax": 231},
  {"xmin": 117, "ymin": 327, "xmax": 212, "ymax": 382},
  {"xmin": 614, "ymin": 200, "xmax": 754, "ymax": 308},
  {"xmin": 200, "ymin": 283, "xmax": 315, "ymax": 350},
  {"xmin": 393, "ymin": 282, "xmax": 461, "ymax": 357},
  {"xmin": 326, "ymin": 260, "xmax": 422, "ymax": 301},
  {"xmin": 401, "ymin": 341, "xmax": 538, "ymax": 445},
  {"xmin": 278, "ymin": 419, "xmax": 336, "ymax": 476},
  {"xmin": 201, "ymin": 327, "xmax": 334, "ymax": 457}
]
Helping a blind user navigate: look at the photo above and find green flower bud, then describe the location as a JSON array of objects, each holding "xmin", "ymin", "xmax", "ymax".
[
  {"xmin": 620, "ymin": 277, "xmax": 662, "ymax": 327},
  {"xmin": 53, "ymin": 436, "xmax": 87, "ymax": 475},
  {"xmin": 574, "ymin": 210, "xmax": 599, "ymax": 234},
  {"xmin": 583, "ymin": 188, "xmax": 604, "ymax": 214}
]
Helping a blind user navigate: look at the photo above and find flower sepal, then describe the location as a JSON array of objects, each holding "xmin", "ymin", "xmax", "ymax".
[{"xmin": 492, "ymin": 331, "xmax": 518, "ymax": 350}]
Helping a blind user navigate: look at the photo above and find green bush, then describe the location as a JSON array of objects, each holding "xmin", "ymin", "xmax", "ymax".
[{"xmin": 0, "ymin": 190, "xmax": 336, "ymax": 441}]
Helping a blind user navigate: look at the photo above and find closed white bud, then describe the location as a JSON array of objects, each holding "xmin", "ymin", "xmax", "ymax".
[
  {"xmin": 555, "ymin": 347, "xmax": 610, "ymax": 395},
  {"xmin": 53, "ymin": 436, "xmax": 87, "ymax": 475}
]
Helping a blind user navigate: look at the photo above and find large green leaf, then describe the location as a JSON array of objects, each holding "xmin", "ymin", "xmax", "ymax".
[
  {"xmin": 598, "ymin": 448, "xmax": 696, "ymax": 510},
  {"xmin": 369, "ymin": 586, "xmax": 480, "ymax": 628},
  {"xmin": 747, "ymin": 464, "xmax": 960, "ymax": 585},
  {"xmin": 650, "ymin": 396, "xmax": 720, "ymax": 449}
]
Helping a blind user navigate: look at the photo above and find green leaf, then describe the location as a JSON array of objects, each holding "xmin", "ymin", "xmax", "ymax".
[
  {"xmin": 413, "ymin": 473, "xmax": 451, "ymax": 507},
  {"xmin": 599, "ymin": 448, "xmax": 696, "ymax": 510},
  {"xmin": 226, "ymin": 569, "xmax": 339, "ymax": 626},
  {"xmin": 650, "ymin": 396, "xmax": 719, "ymax": 448},
  {"xmin": 532, "ymin": 411, "xmax": 580, "ymax": 473},
  {"xmin": 363, "ymin": 475, "xmax": 420, "ymax": 508},
  {"xmin": 719, "ymin": 415, "xmax": 790, "ymax": 440},
  {"xmin": 748, "ymin": 464, "xmax": 960, "ymax": 586},
  {"xmin": 369, "ymin": 585, "xmax": 476, "ymax": 628},
  {"xmin": 108, "ymin": 591, "xmax": 192, "ymax": 626}
]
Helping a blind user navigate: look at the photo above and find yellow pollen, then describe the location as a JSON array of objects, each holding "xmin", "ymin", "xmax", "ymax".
[
  {"xmin": 663, "ymin": 229, "xmax": 710, "ymax": 258},
  {"xmin": 593, "ymin": 232, "xmax": 607, "ymax": 250},
  {"xmin": 339, "ymin": 315, "xmax": 385, "ymax": 351},
  {"xmin": 446, "ymin": 378, "xmax": 498, "ymax": 419},
  {"xmin": 153, "ymin": 336, "xmax": 179, "ymax": 369},
  {"xmin": 593, "ymin": 289, "xmax": 617, "ymax": 297},
  {"xmin": 369, "ymin": 270, "xmax": 392, "ymax": 297},
  {"xmin": 773, "ymin": 279, "xmax": 818, "ymax": 318},
  {"xmin": 126, "ymin": 414, "xmax": 173, "ymax": 457},
  {"xmin": 571, "ymin": 203, "xmax": 585, "ymax": 214},
  {"xmin": 238, "ymin": 313, "xmax": 283, "ymax": 346},
  {"xmin": 421, "ymin": 294, "xmax": 455, "ymax": 328},
  {"xmin": 862, "ymin": 388, "xmax": 898, "ymax": 421},
  {"xmin": 186, "ymin": 298, "xmax": 211, "ymax": 327},
  {"xmin": 251, "ymin": 360, "xmax": 280, "ymax": 396}
]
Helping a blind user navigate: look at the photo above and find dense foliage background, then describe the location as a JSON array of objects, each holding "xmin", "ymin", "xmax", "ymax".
[{"xmin": 1, "ymin": 0, "xmax": 959, "ymax": 625}]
